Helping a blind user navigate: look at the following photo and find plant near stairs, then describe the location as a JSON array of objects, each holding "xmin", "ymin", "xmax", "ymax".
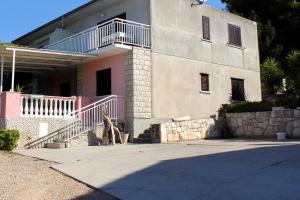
[{"xmin": 102, "ymin": 113, "xmax": 123, "ymax": 145}]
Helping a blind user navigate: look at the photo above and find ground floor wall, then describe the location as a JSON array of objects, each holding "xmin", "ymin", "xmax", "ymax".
[
  {"xmin": 0, "ymin": 117, "xmax": 68, "ymax": 148},
  {"xmin": 151, "ymin": 52, "xmax": 262, "ymax": 119},
  {"xmin": 226, "ymin": 108, "xmax": 300, "ymax": 138},
  {"xmin": 81, "ymin": 54, "xmax": 125, "ymax": 102}
]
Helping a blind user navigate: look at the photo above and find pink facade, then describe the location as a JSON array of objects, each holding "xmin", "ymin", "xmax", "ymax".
[
  {"xmin": 82, "ymin": 54, "xmax": 125, "ymax": 101},
  {"xmin": 0, "ymin": 92, "xmax": 22, "ymax": 119}
]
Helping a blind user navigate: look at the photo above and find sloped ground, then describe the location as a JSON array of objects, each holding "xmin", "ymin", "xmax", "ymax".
[{"xmin": 0, "ymin": 152, "xmax": 112, "ymax": 200}]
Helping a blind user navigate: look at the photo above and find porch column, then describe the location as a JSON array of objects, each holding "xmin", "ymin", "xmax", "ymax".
[
  {"xmin": 0, "ymin": 56, "xmax": 4, "ymax": 92},
  {"xmin": 11, "ymin": 50, "xmax": 16, "ymax": 92}
]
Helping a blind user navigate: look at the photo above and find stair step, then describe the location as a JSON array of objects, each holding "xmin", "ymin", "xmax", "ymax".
[
  {"xmin": 46, "ymin": 142, "xmax": 67, "ymax": 149},
  {"xmin": 133, "ymin": 138, "xmax": 152, "ymax": 144}
]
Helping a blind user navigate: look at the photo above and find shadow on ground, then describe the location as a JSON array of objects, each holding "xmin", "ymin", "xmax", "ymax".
[{"xmin": 75, "ymin": 144, "xmax": 300, "ymax": 200}]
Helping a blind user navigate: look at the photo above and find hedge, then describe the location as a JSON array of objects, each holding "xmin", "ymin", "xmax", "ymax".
[
  {"xmin": 0, "ymin": 129, "xmax": 20, "ymax": 151},
  {"xmin": 219, "ymin": 98, "xmax": 300, "ymax": 115}
]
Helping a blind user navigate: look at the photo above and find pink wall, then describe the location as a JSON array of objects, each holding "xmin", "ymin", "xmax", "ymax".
[
  {"xmin": 82, "ymin": 54, "xmax": 125, "ymax": 101},
  {"xmin": 0, "ymin": 92, "xmax": 21, "ymax": 119}
]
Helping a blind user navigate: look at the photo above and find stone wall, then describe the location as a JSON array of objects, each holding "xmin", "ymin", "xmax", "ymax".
[
  {"xmin": 0, "ymin": 117, "xmax": 69, "ymax": 148},
  {"xmin": 160, "ymin": 118, "xmax": 222, "ymax": 143},
  {"xmin": 226, "ymin": 108, "xmax": 300, "ymax": 138},
  {"xmin": 124, "ymin": 47, "xmax": 152, "ymax": 137}
]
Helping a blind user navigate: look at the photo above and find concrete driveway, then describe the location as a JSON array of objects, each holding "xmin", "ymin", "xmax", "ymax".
[{"xmin": 17, "ymin": 140, "xmax": 300, "ymax": 200}]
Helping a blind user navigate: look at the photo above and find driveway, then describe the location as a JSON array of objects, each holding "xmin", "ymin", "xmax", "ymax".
[{"xmin": 17, "ymin": 140, "xmax": 300, "ymax": 200}]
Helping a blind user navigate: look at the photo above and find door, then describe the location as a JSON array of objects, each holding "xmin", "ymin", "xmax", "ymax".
[{"xmin": 60, "ymin": 82, "xmax": 71, "ymax": 97}]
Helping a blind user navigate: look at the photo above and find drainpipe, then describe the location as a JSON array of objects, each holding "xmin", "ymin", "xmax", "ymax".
[
  {"xmin": 0, "ymin": 56, "xmax": 4, "ymax": 92},
  {"xmin": 11, "ymin": 50, "xmax": 16, "ymax": 92}
]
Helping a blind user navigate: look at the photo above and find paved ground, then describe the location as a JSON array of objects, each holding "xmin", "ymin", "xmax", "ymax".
[{"xmin": 17, "ymin": 140, "xmax": 300, "ymax": 200}]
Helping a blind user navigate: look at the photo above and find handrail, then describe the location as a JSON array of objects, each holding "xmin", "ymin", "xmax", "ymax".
[
  {"xmin": 69, "ymin": 95, "xmax": 119, "ymax": 116},
  {"xmin": 25, "ymin": 95, "xmax": 125, "ymax": 148},
  {"xmin": 44, "ymin": 18, "xmax": 151, "ymax": 52}
]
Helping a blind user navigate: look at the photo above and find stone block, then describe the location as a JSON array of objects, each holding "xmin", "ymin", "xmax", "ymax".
[
  {"xmin": 253, "ymin": 128, "xmax": 263, "ymax": 137},
  {"xmin": 293, "ymin": 128, "xmax": 300, "ymax": 137},
  {"xmin": 167, "ymin": 133, "xmax": 180, "ymax": 142}
]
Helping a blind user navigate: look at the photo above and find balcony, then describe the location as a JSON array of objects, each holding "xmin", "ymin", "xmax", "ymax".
[{"xmin": 44, "ymin": 18, "xmax": 151, "ymax": 53}]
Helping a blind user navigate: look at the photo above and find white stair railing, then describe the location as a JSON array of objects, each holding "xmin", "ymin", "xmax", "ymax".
[{"xmin": 25, "ymin": 95, "xmax": 125, "ymax": 149}]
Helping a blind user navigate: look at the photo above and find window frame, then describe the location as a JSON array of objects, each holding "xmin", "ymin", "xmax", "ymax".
[
  {"xmin": 231, "ymin": 78, "xmax": 245, "ymax": 102},
  {"xmin": 228, "ymin": 23, "xmax": 242, "ymax": 47},
  {"xmin": 202, "ymin": 16, "xmax": 211, "ymax": 41},
  {"xmin": 200, "ymin": 73, "xmax": 210, "ymax": 93}
]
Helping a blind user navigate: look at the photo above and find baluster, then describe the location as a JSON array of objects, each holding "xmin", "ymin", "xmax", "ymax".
[
  {"xmin": 67, "ymin": 100, "xmax": 71, "ymax": 116},
  {"xmin": 63, "ymin": 100, "xmax": 67, "ymax": 117},
  {"xmin": 20, "ymin": 96, "xmax": 24, "ymax": 116},
  {"xmin": 34, "ymin": 98, "xmax": 39, "ymax": 117},
  {"xmin": 30, "ymin": 97, "xmax": 34, "ymax": 116},
  {"xmin": 40, "ymin": 98, "xmax": 44, "ymax": 117},
  {"xmin": 45, "ymin": 99, "xmax": 49, "ymax": 117},
  {"xmin": 59, "ymin": 100, "xmax": 63, "ymax": 118},
  {"xmin": 24, "ymin": 97, "xmax": 29, "ymax": 116},
  {"xmin": 49, "ymin": 99, "xmax": 53, "ymax": 117},
  {"xmin": 54, "ymin": 99, "xmax": 58, "ymax": 118}
]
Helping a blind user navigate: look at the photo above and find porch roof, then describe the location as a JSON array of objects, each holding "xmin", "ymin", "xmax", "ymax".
[{"xmin": 0, "ymin": 45, "xmax": 96, "ymax": 73}]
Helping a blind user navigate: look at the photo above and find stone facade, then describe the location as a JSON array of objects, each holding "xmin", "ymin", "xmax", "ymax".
[
  {"xmin": 160, "ymin": 118, "xmax": 222, "ymax": 143},
  {"xmin": 226, "ymin": 108, "xmax": 300, "ymax": 138},
  {"xmin": 124, "ymin": 47, "xmax": 152, "ymax": 137},
  {"xmin": 0, "ymin": 117, "xmax": 69, "ymax": 148}
]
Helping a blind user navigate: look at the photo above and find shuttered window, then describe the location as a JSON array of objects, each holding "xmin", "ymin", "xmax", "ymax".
[
  {"xmin": 228, "ymin": 24, "xmax": 242, "ymax": 47},
  {"xmin": 96, "ymin": 68, "xmax": 112, "ymax": 96},
  {"xmin": 201, "ymin": 73, "xmax": 210, "ymax": 92},
  {"xmin": 202, "ymin": 16, "xmax": 210, "ymax": 40},
  {"xmin": 231, "ymin": 78, "xmax": 245, "ymax": 101}
]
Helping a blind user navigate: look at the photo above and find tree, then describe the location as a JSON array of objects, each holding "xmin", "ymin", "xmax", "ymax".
[
  {"xmin": 221, "ymin": 0, "xmax": 300, "ymax": 97},
  {"xmin": 286, "ymin": 50, "xmax": 300, "ymax": 97},
  {"xmin": 261, "ymin": 57, "xmax": 284, "ymax": 96},
  {"xmin": 221, "ymin": 0, "xmax": 299, "ymax": 62}
]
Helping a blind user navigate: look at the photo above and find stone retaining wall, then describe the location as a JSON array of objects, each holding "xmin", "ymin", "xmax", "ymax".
[
  {"xmin": 226, "ymin": 108, "xmax": 300, "ymax": 138},
  {"xmin": 0, "ymin": 117, "xmax": 68, "ymax": 148},
  {"xmin": 160, "ymin": 118, "xmax": 222, "ymax": 143}
]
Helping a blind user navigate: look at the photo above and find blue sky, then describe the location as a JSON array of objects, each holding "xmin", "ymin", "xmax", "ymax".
[{"xmin": 0, "ymin": 0, "xmax": 226, "ymax": 42}]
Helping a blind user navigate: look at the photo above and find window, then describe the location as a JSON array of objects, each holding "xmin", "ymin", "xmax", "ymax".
[
  {"xmin": 228, "ymin": 24, "xmax": 242, "ymax": 47},
  {"xmin": 96, "ymin": 68, "xmax": 111, "ymax": 96},
  {"xmin": 201, "ymin": 73, "xmax": 210, "ymax": 92},
  {"xmin": 202, "ymin": 16, "xmax": 210, "ymax": 40},
  {"xmin": 231, "ymin": 78, "xmax": 245, "ymax": 101}
]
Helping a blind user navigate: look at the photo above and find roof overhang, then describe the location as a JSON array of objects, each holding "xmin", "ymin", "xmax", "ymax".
[
  {"xmin": 12, "ymin": 0, "xmax": 123, "ymax": 45},
  {"xmin": 0, "ymin": 45, "xmax": 96, "ymax": 74}
]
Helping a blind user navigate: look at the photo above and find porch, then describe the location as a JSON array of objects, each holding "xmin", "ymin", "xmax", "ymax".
[{"xmin": 0, "ymin": 45, "xmax": 127, "ymax": 148}]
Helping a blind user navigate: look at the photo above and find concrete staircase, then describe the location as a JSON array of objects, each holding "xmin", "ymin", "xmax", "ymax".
[{"xmin": 134, "ymin": 124, "xmax": 161, "ymax": 144}]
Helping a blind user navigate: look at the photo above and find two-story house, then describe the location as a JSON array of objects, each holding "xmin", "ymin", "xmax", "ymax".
[{"xmin": 0, "ymin": 0, "xmax": 261, "ymax": 148}]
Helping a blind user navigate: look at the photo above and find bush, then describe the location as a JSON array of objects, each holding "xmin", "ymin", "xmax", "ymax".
[
  {"xmin": 0, "ymin": 129, "xmax": 20, "ymax": 151},
  {"xmin": 219, "ymin": 101, "xmax": 273, "ymax": 114}
]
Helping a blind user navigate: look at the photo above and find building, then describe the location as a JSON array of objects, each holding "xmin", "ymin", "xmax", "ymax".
[{"xmin": 0, "ymin": 0, "xmax": 261, "ymax": 148}]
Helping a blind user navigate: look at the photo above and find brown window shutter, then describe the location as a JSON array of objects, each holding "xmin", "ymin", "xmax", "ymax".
[
  {"xmin": 228, "ymin": 24, "xmax": 242, "ymax": 47},
  {"xmin": 201, "ymin": 74, "xmax": 209, "ymax": 91},
  {"xmin": 202, "ymin": 16, "xmax": 210, "ymax": 40}
]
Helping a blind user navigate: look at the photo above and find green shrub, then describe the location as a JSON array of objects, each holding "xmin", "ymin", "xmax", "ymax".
[
  {"xmin": 0, "ymin": 129, "xmax": 20, "ymax": 151},
  {"xmin": 219, "ymin": 101, "xmax": 273, "ymax": 114}
]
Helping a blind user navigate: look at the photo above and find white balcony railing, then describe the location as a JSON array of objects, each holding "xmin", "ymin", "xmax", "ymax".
[
  {"xmin": 20, "ymin": 95, "xmax": 77, "ymax": 118},
  {"xmin": 44, "ymin": 18, "xmax": 151, "ymax": 53}
]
